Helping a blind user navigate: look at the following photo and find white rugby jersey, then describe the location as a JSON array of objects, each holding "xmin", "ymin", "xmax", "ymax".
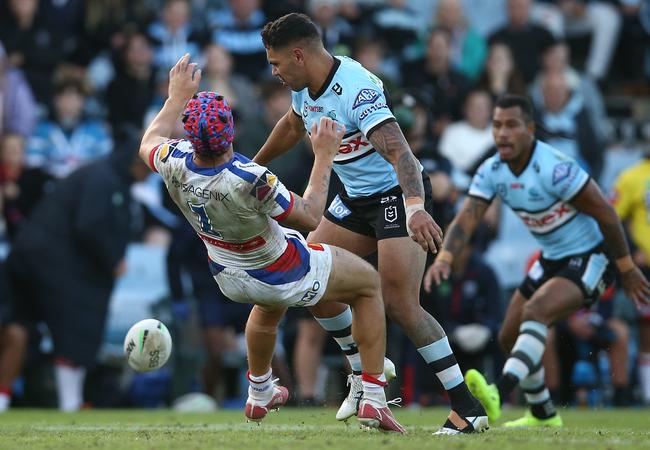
[{"xmin": 149, "ymin": 139, "xmax": 295, "ymax": 270}]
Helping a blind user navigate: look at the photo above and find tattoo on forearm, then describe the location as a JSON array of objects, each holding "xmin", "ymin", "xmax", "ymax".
[
  {"xmin": 369, "ymin": 122, "xmax": 424, "ymax": 198},
  {"xmin": 443, "ymin": 197, "xmax": 488, "ymax": 254}
]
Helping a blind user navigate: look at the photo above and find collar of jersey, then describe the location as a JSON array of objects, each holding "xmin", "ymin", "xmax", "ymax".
[
  {"xmin": 308, "ymin": 56, "xmax": 341, "ymax": 101},
  {"xmin": 507, "ymin": 139, "xmax": 538, "ymax": 177},
  {"xmin": 184, "ymin": 153, "xmax": 235, "ymax": 176}
]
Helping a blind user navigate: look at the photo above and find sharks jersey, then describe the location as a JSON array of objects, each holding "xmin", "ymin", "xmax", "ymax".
[
  {"xmin": 149, "ymin": 139, "xmax": 294, "ymax": 269},
  {"xmin": 292, "ymin": 56, "xmax": 411, "ymax": 198},
  {"xmin": 469, "ymin": 140, "xmax": 603, "ymax": 260}
]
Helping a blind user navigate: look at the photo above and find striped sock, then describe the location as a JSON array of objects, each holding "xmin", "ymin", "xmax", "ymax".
[
  {"xmin": 521, "ymin": 365, "xmax": 556, "ymax": 419},
  {"xmin": 418, "ymin": 336, "xmax": 474, "ymax": 412},
  {"xmin": 315, "ymin": 307, "xmax": 362, "ymax": 373},
  {"xmin": 499, "ymin": 321, "xmax": 548, "ymax": 398}
]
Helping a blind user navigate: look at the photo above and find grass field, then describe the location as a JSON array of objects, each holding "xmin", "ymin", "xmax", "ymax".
[{"xmin": 0, "ymin": 407, "xmax": 648, "ymax": 450}]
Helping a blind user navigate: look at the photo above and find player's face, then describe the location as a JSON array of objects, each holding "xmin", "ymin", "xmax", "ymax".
[
  {"xmin": 266, "ymin": 46, "xmax": 308, "ymax": 91},
  {"xmin": 492, "ymin": 106, "xmax": 534, "ymax": 162}
]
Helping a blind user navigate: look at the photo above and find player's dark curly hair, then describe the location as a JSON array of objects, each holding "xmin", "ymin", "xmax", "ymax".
[
  {"xmin": 261, "ymin": 13, "xmax": 321, "ymax": 49},
  {"xmin": 495, "ymin": 94, "xmax": 534, "ymax": 123}
]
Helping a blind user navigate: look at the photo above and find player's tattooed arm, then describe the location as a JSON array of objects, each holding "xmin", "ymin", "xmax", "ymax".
[
  {"xmin": 571, "ymin": 179, "xmax": 630, "ymax": 259},
  {"xmin": 368, "ymin": 121, "xmax": 424, "ymax": 199},
  {"xmin": 443, "ymin": 196, "xmax": 491, "ymax": 254},
  {"xmin": 572, "ymin": 178, "xmax": 650, "ymax": 306}
]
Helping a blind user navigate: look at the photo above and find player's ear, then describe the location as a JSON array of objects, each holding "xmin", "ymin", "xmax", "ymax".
[{"xmin": 292, "ymin": 47, "xmax": 305, "ymax": 64}]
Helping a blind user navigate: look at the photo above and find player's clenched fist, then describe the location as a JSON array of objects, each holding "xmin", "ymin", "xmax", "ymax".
[{"xmin": 309, "ymin": 117, "xmax": 346, "ymax": 160}]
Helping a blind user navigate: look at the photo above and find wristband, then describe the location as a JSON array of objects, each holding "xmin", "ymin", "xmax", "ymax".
[
  {"xmin": 616, "ymin": 255, "xmax": 635, "ymax": 273},
  {"xmin": 436, "ymin": 249, "xmax": 454, "ymax": 265},
  {"xmin": 404, "ymin": 197, "xmax": 425, "ymax": 237}
]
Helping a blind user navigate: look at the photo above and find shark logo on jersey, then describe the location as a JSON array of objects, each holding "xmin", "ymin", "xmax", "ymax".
[
  {"xmin": 327, "ymin": 110, "xmax": 337, "ymax": 120},
  {"xmin": 384, "ymin": 205, "xmax": 398, "ymax": 223},
  {"xmin": 496, "ymin": 183, "xmax": 507, "ymax": 199},
  {"xmin": 552, "ymin": 162, "xmax": 572, "ymax": 185},
  {"xmin": 352, "ymin": 89, "xmax": 381, "ymax": 109}
]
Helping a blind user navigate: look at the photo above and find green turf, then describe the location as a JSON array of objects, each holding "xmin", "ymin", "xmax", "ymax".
[{"xmin": 0, "ymin": 407, "xmax": 648, "ymax": 449}]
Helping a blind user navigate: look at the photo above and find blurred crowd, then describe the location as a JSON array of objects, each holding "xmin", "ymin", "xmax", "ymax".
[{"xmin": 1, "ymin": 0, "xmax": 650, "ymax": 411}]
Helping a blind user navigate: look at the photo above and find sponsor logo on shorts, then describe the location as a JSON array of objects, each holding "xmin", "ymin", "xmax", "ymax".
[
  {"xmin": 380, "ymin": 196, "xmax": 398, "ymax": 204},
  {"xmin": 328, "ymin": 195, "xmax": 352, "ymax": 220},
  {"xmin": 297, "ymin": 281, "xmax": 322, "ymax": 306},
  {"xmin": 384, "ymin": 205, "xmax": 398, "ymax": 223}
]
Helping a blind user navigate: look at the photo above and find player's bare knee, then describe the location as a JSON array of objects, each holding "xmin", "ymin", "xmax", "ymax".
[{"xmin": 521, "ymin": 299, "xmax": 547, "ymax": 323}]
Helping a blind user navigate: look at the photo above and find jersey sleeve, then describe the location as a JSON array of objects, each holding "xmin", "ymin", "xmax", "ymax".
[
  {"xmin": 291, "ymin": 91, "xmax": 302, "ymax": 117},
  {"xmin": 239, "ymin": 162, "xmax": 294, "ymax": 220},
  {"xmin": 148, "ymin": 139, "xmax": 187, "ymax": 177},
  {"xmin": 611, "ymin": 171, "xmax": 633, "ymax": 220},
  {"xmin": 468, "ymin": 159, "xmax": 495, "ymax": 201},
  {"xmin": 544, "ymin": 154, "xmax": 590, "ymax": 201},
  {"xmin": 345, "ymin": 76, "xmax": 395, "ymax": 137}
]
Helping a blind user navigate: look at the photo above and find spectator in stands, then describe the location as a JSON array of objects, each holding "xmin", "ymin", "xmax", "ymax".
[
  {"xmin": 147, "ymin": 0, "xmax": 205, "ymax": 71},
  {"xmin": 534, "ymin": 69, "xmax": 604, "ymax": 178},
  {"xmin": 0, "ymin": 44, "xmax": 37, "ymax": 138},
  {"xmin": 546, "ymin": 295, "xmax": 630, "ymax": 406},
  {"xmin": 208, "ymin": 0, "xmax": 268, "ymax": 81},
  {"xmin": 530, "ymin": 40, "xmax": 608, "ymax": 144},
  {"xmin": 308, "ymin": 0, "xmax": 356, "ymax": 55},
  {"xmin": 476, "ymin": 42, "xmax": 527, "ymax": 101},
  {"xmin": 3, "ymin": 128, "xmax": 149, "ymax": 412},
  {"xmin": 234, "ymin": 79, "xmax": 313, "ymax": 194},
  {"xmin": 488, "ymin": 0, "xmax": 555, "ymax": 83},
  {"xmin": 423, "ymin": 235, "xmax": 502, "ymax": 376},
  {"xmin": 198, "ymin": 44, "xmax": 260, "ymax": 125},
  {"xmin": 0, "ymin": 133, "xmax": 53, "ymax": 239},
  {"xmin": 611, "ymin": 148, "xmax": 650, "ymax": 404},
  {"xmin": 557, "ymin": 0, "xmax": 622, "ymax": 83},
  {"xmin": 352, "ymin": 38, "xmax": 399, "ymax": 95},
  {"xmin": 401, "ymin": 28, "xmax": 472, "ymax": 141},
  {"xmin": 0, "ymin": 0, "xmax": 66, "ymax": 105},
  {"xmin": 106, "ymin": 32, "xmax": 157, "ymax": 131},
  {"xmin": 26, "ymin": 76, "xmax": 112, "ymax": 179},
  {"xmin": 439, "ymin": 89, "xmax": 494, "ymax": 175},
  {"xmin": 166, "ymin": 220, "xmax": 254, "ymax": 401},
  {"xmin": 434, "ymin": 0, "xmax": 487, "ymax": 81},
  {"xmin": 369, "ymin": 0, "xmax": 422, "ymax": 58}
]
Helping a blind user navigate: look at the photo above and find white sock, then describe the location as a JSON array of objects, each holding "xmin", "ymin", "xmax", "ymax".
[
  {"xmin": 362, "ymin": 373, "xmax": 387, "ymax": 406},
  {"xmin": 55, "ymin": 363, "xmax": 86, "ymax": 411},
  {"xmin": 639, "ymin": 353, "xmax": 650, "ymax": 403},
  {"xmin": 0, "ymin": 393, "xmax": 10, "ymax": 412},
  {"xmin": 247, "ymin": 368, "xmax": 273, "ymax": 402}
]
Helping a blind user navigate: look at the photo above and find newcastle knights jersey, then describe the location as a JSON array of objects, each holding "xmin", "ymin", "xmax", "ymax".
[
  {"xmin": 149, "ymin": 139, "xmax": 294, "ymax": 269},
  {"xmin": 469, "ymin": 140, "xmax": 603, "ymax": 260}
]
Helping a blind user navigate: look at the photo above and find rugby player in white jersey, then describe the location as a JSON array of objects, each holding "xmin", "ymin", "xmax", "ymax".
[
  {"xmin": 426, "ymin": 95, "xmax": 650, "ymax": 427},
  {"xmin": 138, "ymin": 54, "xmax": 406, "ymax": 433},
  {"xmin": 255, "ymin": 13, "xmax": 488, "ymax": 435}
]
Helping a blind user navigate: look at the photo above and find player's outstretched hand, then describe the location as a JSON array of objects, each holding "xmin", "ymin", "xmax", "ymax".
[
  {"xmin": 309, "ymin": 117, "xmax": 345, "ymax": 160},
  {"xmin": 168, "ymin": 53, "xmax": 201, "ymax": 103},
  {"xmin": 423, "ymin": 259, "xmax": 451, "ymax": 292},
  {"xmin": 620, "ymin": 266, "xmax": 650, "ymax": 308},
  {"xmin": 408, "ymin": 210, "xmax": 443, "ymax": 253}
]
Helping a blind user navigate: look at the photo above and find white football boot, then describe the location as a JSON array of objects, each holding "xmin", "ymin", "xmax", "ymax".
[{"xmin": 336, "ymin": 357, "xmax": 397, "ymax": 421}]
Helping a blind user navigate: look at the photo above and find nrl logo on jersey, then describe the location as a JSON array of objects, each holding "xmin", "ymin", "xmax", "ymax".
[{"xmin": 352, "ymin": 89, "xmax": 381, "ymax": 109}]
